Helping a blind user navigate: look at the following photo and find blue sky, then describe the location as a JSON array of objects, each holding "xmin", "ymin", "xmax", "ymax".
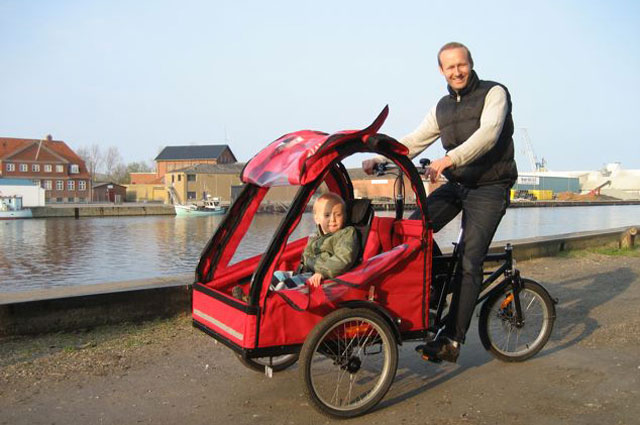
[{"xmin": 1, "ymin": 0, "xmax": 639, "ymax": 172}]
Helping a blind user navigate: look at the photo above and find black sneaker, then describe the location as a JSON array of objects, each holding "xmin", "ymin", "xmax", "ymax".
[{"xmin": 416, "ymin": 338, "xmax": 460, "ymax": 363}]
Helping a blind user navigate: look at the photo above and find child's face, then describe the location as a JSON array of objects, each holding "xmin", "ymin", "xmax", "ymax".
[{"xmin": 314, "ymin": 200, "xmax": 345, "ymax": 234}]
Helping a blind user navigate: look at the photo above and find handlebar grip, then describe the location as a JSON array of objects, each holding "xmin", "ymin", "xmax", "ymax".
[{"xmin": 373, "ymin": 162, "xmax": 389, "ymax": 176}]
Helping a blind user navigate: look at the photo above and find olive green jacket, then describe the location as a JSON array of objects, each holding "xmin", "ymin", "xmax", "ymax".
[{"xmin": 301, "ymin": 226, "xmax": 360, "ymax": 279}]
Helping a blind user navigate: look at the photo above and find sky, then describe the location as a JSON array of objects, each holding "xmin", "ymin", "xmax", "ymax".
[{"xmin": 1, "ymin": 0, "xmax": 639, "ymax": 172}]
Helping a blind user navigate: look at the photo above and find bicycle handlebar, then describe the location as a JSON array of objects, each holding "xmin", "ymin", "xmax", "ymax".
[{"xmin": 373, "ymin": 159, "xmax": 431, "ymax": 176}]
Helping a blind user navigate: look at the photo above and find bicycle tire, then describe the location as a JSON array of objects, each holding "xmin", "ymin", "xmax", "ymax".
[
  {"xmin": 237, "ymin": 353, "xmax": 299, "ymax": 373},
  {"xmin": 478, "ymin": 278, "xmax": 555, "ymax": 362},
  {"xmin": 299, "ymin": 308, "xmax": 398, "ymax": 418}
]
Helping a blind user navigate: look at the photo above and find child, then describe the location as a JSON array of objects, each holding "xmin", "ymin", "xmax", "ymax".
[
  {"xmin": 232, "ymin": 193, "xmax": 360, "ymax": 301},
  {"xmin": 298, "ymin": 192, "xmax": 360, "ymax": 287}
]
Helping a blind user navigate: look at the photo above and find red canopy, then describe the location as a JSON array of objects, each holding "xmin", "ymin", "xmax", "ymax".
[{"xmin": 241, "ymin": 106, "xmax": 407, "ymax": 187}]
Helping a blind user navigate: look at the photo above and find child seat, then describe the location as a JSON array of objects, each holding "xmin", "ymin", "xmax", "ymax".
[{"xmin": 345, "ymin": 198, "xmax": 374, "ymax": 262}]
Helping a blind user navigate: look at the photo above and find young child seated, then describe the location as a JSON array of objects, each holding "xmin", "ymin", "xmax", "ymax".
[{"xmin": 232, "ymin": 192, "xmax": 360, "ymax": 301}]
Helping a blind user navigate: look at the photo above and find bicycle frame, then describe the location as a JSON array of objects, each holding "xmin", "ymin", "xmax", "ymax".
[{"xmin": 429, "ymin": 240, "xmax": 525, "ymax": 336}]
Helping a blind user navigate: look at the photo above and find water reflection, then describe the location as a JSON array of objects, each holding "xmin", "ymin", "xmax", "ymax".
[{"xmin": 0, "ymin": 205, "xmax": 638, "ymax": 293}]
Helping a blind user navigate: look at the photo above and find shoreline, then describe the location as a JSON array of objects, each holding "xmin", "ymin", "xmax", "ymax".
[{"xmin": 21, "ymin": 199, "xmax": 640, "ymax": 218}]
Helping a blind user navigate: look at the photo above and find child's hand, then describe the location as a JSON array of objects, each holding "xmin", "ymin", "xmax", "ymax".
[{"xmin": 307, "ymin": 273, "xmax": 323, "ymax": 287}]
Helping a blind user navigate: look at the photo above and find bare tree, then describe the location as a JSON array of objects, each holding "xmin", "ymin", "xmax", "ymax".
[
  {"xmin": 111, "ymin": 163, "xmax": 129, "ymax": 184},
  {"xmin": 77, "ymin": 144, "xmax": 103, "ymax": 181},
  {"xmin": 104, "ymin": 146, "xmax": 123, "ymax": 179}
]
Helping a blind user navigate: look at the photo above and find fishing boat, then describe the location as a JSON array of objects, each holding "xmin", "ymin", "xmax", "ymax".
[
  {"xmin": 174, "ymin": 197, "xmax": 226, "ymax": 217},
  {"xmin": 0, "ymin": 195, "xmax": 33, "ymax": 219}
]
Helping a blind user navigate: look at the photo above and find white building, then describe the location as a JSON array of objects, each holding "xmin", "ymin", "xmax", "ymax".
[
  {"xmin": 0, "ymin": 178, "xmax": 46, "ymax": 206},
  {"xmin": 530, "ymin": 163, "xmax": 640, "ymax": 200}
]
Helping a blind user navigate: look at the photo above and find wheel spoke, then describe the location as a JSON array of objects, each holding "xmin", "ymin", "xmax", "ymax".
[
  {"xmin": 481, "ymin": 282, "xmax": 554, "ymax": 361},
  {"xmin": 303, "ymin": 311, "xmax": 397, "ymax": 416}
]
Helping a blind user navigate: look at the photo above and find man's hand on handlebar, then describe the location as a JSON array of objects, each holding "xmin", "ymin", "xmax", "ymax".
[
  {"xmin": 427, "ymin": 156, "xmax": 453, "ymax": 183},
  {"xmin": 362, "ymin": 157, "xmax": 386, "ymax": 175}
]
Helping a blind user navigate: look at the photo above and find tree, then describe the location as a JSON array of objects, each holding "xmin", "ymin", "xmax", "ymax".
[
  {"xmin": 103, "ymin": 146, "xmax": 123, "ymax": 179},
  {"xmin": 76, "ymin": 144, "xmax": 103, "ymax": 182}
]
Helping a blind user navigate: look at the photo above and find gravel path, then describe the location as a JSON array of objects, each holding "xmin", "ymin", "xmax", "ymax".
[{"xmin": 1, "ymin": 250, "xmax": 639, "ymax": 425}]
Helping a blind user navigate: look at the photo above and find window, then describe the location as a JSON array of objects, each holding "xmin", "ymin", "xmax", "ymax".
[
  {"xmin": 67, "ymin": 180, "xmax": 75, "ymax": 191},
  {"xmin": 32, "ymin": 164, "xmax": 40, "ymax": 172},
  {"xmin": 187, "ymin": 191, "xmax": 196, "ymax": 200},
  {"xmin": 187, "ymin": 174, "xmax": 196, "ymax": 182},
  {"xmin": 56, "ymin": 165, "xmax": 64, "ymax": 173},
  {"xmin": 68, "ymin": 197, "xmax": 74, "ymax": 203},
  {"xmin": 44, "ymin": 180, "xmax": 52, "ymax": 190},
  {"xmin": 20, "ymin": 164, "xmax": 28, "ymax": 172},
  {"xmin": 171, "ymin": 175, "xmax": 175, "ymax": 183},
  {"xmin": 78, "ymin": 180, "xmax": 86, "ymax": 191},
  {"xmin": 56, "ymin": 180, "xmax": 64, "ymax": 191},
  {"xmin": 44, "ymin": 164, "xmax": 52, "ymax": 172},
  {"xmin": 70, "ymin": 164, "xmax": 79, "ymax": 174},
  {"xmin": 178, "ymin": 175, "xmax": 182, "ymax": 182},
  {"xmin": 6, "ymin": 163, "xmax": 15, "ymax": 172}
]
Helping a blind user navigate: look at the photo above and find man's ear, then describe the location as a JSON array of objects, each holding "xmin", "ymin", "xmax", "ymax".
[{"xmin": 438, "ymin": 65, "xmax": 445, "ymax": 76}]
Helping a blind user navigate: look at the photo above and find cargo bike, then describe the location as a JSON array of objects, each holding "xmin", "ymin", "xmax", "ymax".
[{"xmin": 191, "ymin": 107, "xmax": 556, "ymax": 417}]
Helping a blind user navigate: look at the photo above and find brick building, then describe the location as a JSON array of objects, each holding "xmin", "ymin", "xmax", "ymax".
[
  {"xmin": 0, "ymin": 136, "xmax": 91, "ymax": 203},
  {"xmin": 154, "ymin": 145, "xmax": 237, "ymax": 178},
  {"xmin": 128, "ymin": 144, "xmax": 237, "ymax": 203}
]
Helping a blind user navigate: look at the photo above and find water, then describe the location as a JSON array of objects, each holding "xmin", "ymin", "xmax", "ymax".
[{"xmin": 1, "ymin": 205, "xmax": 639, "ymax": 293}]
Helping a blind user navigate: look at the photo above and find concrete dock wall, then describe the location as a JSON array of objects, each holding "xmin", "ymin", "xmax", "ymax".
[
  {"xmin": 0, "ymin": 226, "xmax": 636, "ymax": 337},
  {"xmin": 31, "ymin": 204, "xmax": 175, "ymax": 218}
]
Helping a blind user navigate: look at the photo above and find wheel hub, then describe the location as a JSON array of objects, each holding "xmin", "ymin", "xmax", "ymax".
[{"xmin": 343, "ymin": 356, "xmax": 361, "ymax": 373}]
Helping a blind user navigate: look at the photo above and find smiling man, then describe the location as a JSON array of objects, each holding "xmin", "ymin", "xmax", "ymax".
[{"xmin": 363, "ymin": 42, "xmax": 518, "ymax": 363}]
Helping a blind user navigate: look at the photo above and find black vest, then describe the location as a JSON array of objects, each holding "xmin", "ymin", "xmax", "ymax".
[{"xmin": 436, "ymin": 71, "xmax": 518, "ymax": 186}]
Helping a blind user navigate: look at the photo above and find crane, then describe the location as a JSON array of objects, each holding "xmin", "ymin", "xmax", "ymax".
[{"xmin": 519, "ymin": 128, "xmax": 546, "ymax": 172}]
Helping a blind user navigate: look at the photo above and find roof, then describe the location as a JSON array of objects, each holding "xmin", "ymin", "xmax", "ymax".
[
  {"xmin": 0, "ymin": 178, "xmax": 38, "ymax": 186},
  {"xmin": 241, "ymin": 106, "xmax": 405, "ymax": 187},
  {"xmin": 154, "ymin": 145, "xmax": 235, "ymax": 161},
  {"xmin": 169, "ymin": 163, "xmax": 246, "ymax": 175},
  {"xmin": 93, "ymin": 182, "xmax": 127, "ymax": 189},
  {"xmin": 0, "ymin": 136, "xmax": 90, "ymax": 177},
  {"xmin": 129, "ymin": 173, "xmax": 163, "ymax": 184}
]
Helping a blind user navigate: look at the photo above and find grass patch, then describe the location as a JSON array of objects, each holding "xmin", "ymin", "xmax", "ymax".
[{"xmin": 558, "ymin": 245, "xmax": 640, "ymax": 258}]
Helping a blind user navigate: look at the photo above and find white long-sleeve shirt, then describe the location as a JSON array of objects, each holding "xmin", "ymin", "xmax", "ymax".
[{"xmin": 399, "ymin": 85, "xmax": 509, "ymax": 168}]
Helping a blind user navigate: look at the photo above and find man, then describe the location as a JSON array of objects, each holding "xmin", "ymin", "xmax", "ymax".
[{"xmin": 362, "ymin": 42, "xmax": 517, "ymax": 362}]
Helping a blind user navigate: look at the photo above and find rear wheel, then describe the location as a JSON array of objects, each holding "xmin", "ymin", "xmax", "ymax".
[
  {"xmin": 479, "ymin": 278, "xmax": 555, "ymax": 362},
  {"xmin": 237, "ymin": 354, "xmax": 298, "ymax": 373},
  {"xmin": 299, "ymin": 308, "xmax": 398, "ymax": 418}
]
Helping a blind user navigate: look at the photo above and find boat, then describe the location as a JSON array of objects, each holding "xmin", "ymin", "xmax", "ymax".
[
  {"xmin": 0, "ymin": 195, "xmax": 33, "ymax": 219},
  {"xmin": 174, "ymin": 197, "xmax": 226, "ymax": 216}
]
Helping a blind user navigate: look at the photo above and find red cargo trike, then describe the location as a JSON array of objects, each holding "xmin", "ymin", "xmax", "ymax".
[{"xmin": 192, "ymin": 107, "xmax": 556, "ymax": 417}]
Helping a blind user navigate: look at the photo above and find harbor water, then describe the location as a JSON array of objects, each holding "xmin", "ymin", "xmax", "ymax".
[{"xmin": 1, "ymin": 205, "xmax": 639, "ymax": 293}]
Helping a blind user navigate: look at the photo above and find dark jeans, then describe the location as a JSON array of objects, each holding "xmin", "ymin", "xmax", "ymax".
[{"xmin": 412, "ymin": 181, "xmax": 511, "ymax": 343}]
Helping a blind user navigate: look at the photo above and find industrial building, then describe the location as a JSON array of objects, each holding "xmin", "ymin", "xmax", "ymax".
[{"xmin": 511, "ymin": 172, "xmax": 581, "ymax": 200}]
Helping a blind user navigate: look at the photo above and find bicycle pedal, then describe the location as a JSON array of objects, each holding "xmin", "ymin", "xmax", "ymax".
[{"xmin": 421, "ymin": 354, "xmax": 443, "ymax": 363}]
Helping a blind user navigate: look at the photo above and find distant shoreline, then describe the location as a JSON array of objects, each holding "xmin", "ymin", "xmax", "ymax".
[{"xmin": 19, "ymin": 199, "xmax": 640, "ymax": 218}]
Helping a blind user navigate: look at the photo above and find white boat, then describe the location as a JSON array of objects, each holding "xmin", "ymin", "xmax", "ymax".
[
  {"xmin": 174, "ymin": 197, "xmax": 226, "ymax": 216},
  {"xmin": 0, "ymin": 195, "xmax": 33, "ymax": 219}
]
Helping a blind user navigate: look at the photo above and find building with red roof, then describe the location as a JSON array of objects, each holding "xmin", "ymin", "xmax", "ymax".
[{"xmin": 0, "ymin": 135, "xmax": 91, "ymax": 203}]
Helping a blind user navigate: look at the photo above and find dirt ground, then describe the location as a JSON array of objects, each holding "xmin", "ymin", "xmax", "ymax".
[{"xmin": 1, "ymin": 250, "xmax": 639, "ymax": 425}]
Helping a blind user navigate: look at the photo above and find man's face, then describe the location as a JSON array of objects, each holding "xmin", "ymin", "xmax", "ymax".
[
  {"xmin": 314, "ymin": 200, "xmax": 345, "ymax": 234},
  {"xmin": 439, "ymin": 47, "xmax": 472, "ymax": 91}
]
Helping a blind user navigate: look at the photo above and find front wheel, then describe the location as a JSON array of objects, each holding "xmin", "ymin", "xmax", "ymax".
[
  {"xmin": 299, "ymin": 308, "xmax": 398, "ymax": 418},
  {"xmin": 478, "ymin": 278, "xmax": 555, "ymax": 362}
]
